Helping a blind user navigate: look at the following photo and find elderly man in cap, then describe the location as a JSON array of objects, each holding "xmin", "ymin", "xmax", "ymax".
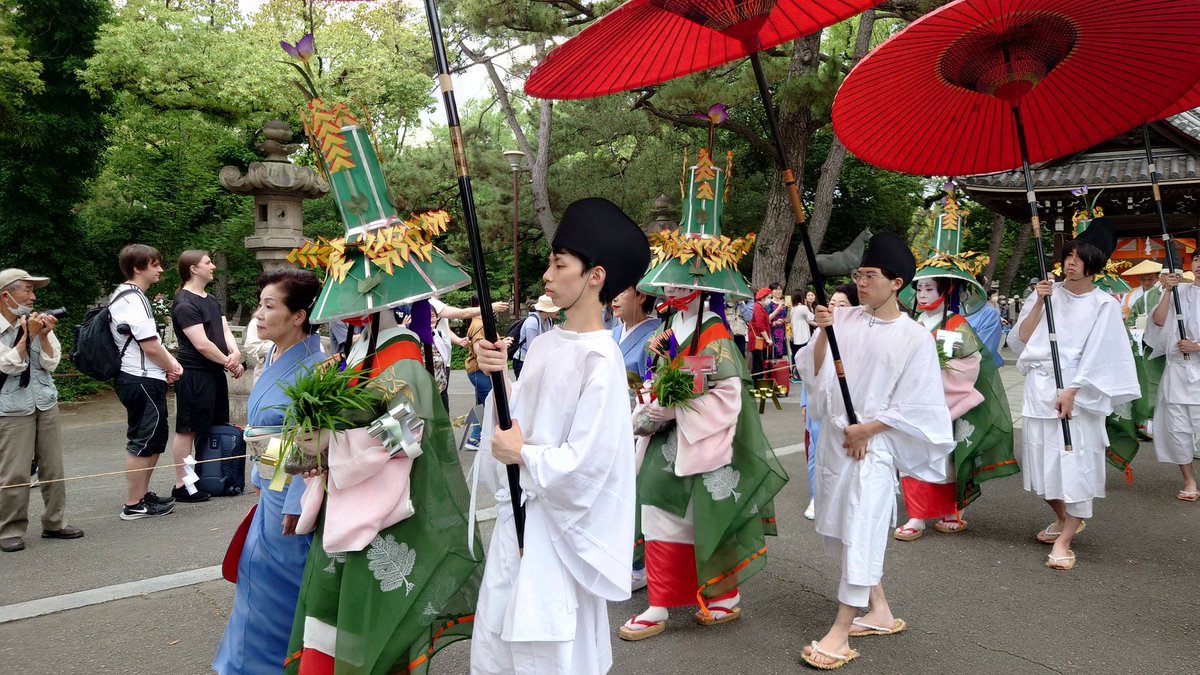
[{"xmin": 0, "ymin": 269, "xmax": 83, "ymax": 552}]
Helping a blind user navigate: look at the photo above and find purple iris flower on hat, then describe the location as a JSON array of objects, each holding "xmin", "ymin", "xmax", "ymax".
[
  {"xmin": 1070, "ymin": 185, "xmax": 1088, "ymax": 198},
  {"xmin": 281, "ymin": 33, "xmax": 315, "ymax": 63},
  {"xmin": 692, "ymin": 103, "xmax": 729, "ymax": 125}
]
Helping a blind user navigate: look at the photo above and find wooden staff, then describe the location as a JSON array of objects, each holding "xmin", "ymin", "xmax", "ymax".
[
  {"xmin": 748, "ymin": 52, "xmax": 858, "ymax": 425},
  {"xmin": 420, "ymin": 0, "xmax": 525, "ymax": 551},
  {"xmin": 1013, "ymin": 105, "xmax": 1073, "ymax": 452},
  {"xmin": 1142, "ymin": 124, "xmax": 1189, "ymax": 360}
]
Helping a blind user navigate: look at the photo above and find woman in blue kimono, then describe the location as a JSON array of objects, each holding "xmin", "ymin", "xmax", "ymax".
[
  {"xmin": 611, "ymin": 286, "xmax": 661, "ymax": 380},
  {"xmin": 214, "ymin": 269, "xmax": 326, "ymax": 674}
]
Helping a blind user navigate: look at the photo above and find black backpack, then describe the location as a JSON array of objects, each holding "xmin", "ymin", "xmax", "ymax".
[
  {"xmin": 505, "ymin": 318, "xmax": 526, "ymax": 360},
  {"xmin": 71, "ymin": 288, "xmax": 140, "ymax": 381}
]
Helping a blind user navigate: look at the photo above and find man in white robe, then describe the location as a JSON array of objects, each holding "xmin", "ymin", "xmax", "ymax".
[
  {"xmin": 1145, "ymin": 264, "xmax": 1200, "ymax": 501},
  {"xmin": 470, "ymin": 198, "xmax": 649, "ymax": 675},
  {"xmin": 1008, "ymin": 219, "xmax": 1139, "ymax": 571},
  {"xmin": 797, "ymin": 232, "xmax": 954, "ymax": 669}
]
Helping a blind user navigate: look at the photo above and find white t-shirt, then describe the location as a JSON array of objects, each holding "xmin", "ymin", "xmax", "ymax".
[
  {"xmin": 109, "ymin": 283, "xmax": 165, "ymax": 380},
  {"xmin": 791, "ymin": 305, "xmax": 814, "ymax": 345},
  {"xmin": 429, "ymin": 297, "xmax": 452, "ymax": 368}
]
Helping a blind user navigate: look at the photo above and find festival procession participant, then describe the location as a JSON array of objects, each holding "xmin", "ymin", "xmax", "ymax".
[
  {"xmin": 797, "ymin": 232, "xmax": 954, "ymax": 669},
  {"xmin": 1008, "ymin": 217, "xmax": 1140, "ymax": 572},
  {"xmin": 620, "ymin": 144, "xmax": 786, "ymax": 642},
  {"xmin": 278, "ymin": 87, "xmax": 482, "ymax": 674},
  {"xmin": 1145, "ymin": 257, "xmax": 1200, "ymax": 501},
  {"xmin": 469, "ymin": 197, "xmax": 650, "ymax": 675},
  {"xmin": 1121, "ymin": 259, "xmax": 1163, "ymax": 328},
  {"xmin": 895, "ymin": 190, "xmax": 1016, "ymax": 542},
  {"xmin": 611, "ymin": 286, "xmax": 661, "ymax": 382},
  {"xmin": 1121, "ymin": 259, "xmax": 1166, "ymax": 438},
  {"xmin": 213, "ymin": 269, "xmax": 325, "ymax": 675},
  {"xmin": 801, "ymin": 285, "xmax": 860, "ymax": 522},
  {"xmin": 610, "ymin": 286, "xmax": 661, "ymax": 592}
]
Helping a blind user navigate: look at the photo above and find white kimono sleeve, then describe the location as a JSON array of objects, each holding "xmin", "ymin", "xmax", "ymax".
[
  {"xmin": 518, "ymin": 350, "xmax": 635, "ymax": 602},
  {"xmin": 1069, "ymin": 298, "xmax": 1140, "ymax": 415}
]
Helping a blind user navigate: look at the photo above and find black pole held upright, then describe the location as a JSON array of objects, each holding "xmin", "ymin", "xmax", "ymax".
[
  {"xmin": 1012, "ymin": 106, "xmax": 1073, "ymax": 452},
  {"xmin": 1142, "ymin": 124, "xmax": 1189, "ymax": 360},
  {"xmin": 421, "ymin": 0, "xmax": 525, "ymax": 551},
  {"xmin": 748, "ymin": 52, "xmax": 858, "ymax": 425}
]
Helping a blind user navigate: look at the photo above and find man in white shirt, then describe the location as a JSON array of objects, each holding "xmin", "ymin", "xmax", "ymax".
[{"xmin": 110, "ymin": 244, "xmax": 183, "ymax": 520}]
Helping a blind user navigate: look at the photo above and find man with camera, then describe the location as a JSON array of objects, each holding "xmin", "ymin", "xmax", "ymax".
[{"xmin": 0, "ymin": 269, "xmax": 83, "ymax": 552}]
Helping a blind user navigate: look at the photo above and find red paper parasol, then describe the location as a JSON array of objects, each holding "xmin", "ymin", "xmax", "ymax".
[
  {"xmin": 1156, "ymin": 80, "xmax": 1200, "ymax": 121},
  {"xmin": 832, "ymin": 0, "xmax": 1200, "ymax": 177},
  {"xmin": 525, "ymin": 0, "xmax": 879, "ymax": 99},
  {"xmin": 527, "ymin": 0, "xmax": 886, "ymax": 427},
  {"xmin": 832, "ymin": 0, "xmax": 1200, "ymax": 451}
]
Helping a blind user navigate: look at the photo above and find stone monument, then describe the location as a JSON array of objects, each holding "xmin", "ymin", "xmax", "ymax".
[{"xmin": 219, "ymin": 121, "xmax": 329, "ymax": 422}]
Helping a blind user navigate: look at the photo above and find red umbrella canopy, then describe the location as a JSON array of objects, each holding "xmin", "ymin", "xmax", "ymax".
[
  {"xmin": 1157, "ymin": 80, "xmax": 1200, "ymax": 120},
  {"xmin": 831, "ymin": 0, "xmax": 1200, "ymax": 177},
  {"xmin": 525, "ymin": 0, "xmax": 883, "ymax": 100}
]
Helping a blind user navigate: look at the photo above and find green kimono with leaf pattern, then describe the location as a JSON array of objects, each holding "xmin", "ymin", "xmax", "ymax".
[
  {"xmin": 638, "ymin": 314, "xmax": 787, "ymax": 603},
  {"xmin": 285, "ymin": 330, "xmax": 482, "ymax": 675}
]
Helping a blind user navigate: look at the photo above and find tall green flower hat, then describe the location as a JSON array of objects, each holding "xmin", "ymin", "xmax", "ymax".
[
  {"xmin": 910, "ymin": 182, "xmax": 988, "ymax": 314},
  {"xmin": 287, "ymin": 98, "xmax": 470, "ymax": 323},
  {"xmin": 637, "ymin": 105, "xmax": 755, "ymax": 299}
]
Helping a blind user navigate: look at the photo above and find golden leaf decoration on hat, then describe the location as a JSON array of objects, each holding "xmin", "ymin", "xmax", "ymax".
[
  {"xmin": 288, "ymin": 210, "xmax": 452, "ymax": 282},
  {"xmin": 649, "ymin": 230, "xmax": 756, "ymax": 272},
  {"xmin": 915, "ymin": 250, "xmax": 989, "ymax": 277}
]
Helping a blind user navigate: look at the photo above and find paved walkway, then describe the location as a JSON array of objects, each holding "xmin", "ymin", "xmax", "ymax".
[{"xmin": 1, "ymin": 355, "xmax": 1197, "ymax": 674}]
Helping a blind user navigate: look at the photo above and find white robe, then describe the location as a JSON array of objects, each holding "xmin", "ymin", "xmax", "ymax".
[
  {"xmin": 1144, "ymin": 283, "xmax": 1200, "ymax": 464},
  {"xmin": 797, "ymin": 307, "xmax": 953, "ymax": 593},
  {"xmin": 471, "ymin": 328, "xmax": 636, "ymax": 675},
  {"xmin": 1008, "ymin": 285, "xmax": 1139, "ymax": 512}
]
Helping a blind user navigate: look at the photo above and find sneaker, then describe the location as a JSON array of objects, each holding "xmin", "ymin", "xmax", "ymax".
[
  {"xmin": 463, "ymin": 439, "xmax": 481, "ymax": 452},
  {"xmin": 143, "ymin": 491, "xmax": 176, "ymax": 506},
  {"xmin": 120, "ymin": 500, "xmax": 174, "ymax": 520},
  {"xmin": 171, "ymin": 486, "xmax": 211, "ymax": 503},
  {"xmin": 28, "ymin": 471, "xmax": 38, "ymax": 489},
  {"xmin": 631, "ymin": 568, "xmax": 648, "ymax": 592},
  {"xmin": 804, "ymin": 500, "xmax": 815, "ymax": 521}
]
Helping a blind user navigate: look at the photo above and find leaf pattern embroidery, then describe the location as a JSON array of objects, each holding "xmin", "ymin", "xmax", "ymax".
[
  {"xmin": 366, "ymin": 534, "xmax": 417, "ymax": 594},
  {"xmin": 954, "ymin": 419, "xmax": 976, "ymax": 446},
  {"xmin": 1111, "ymin": 402, "xmax": 1132, "ymax": 421},
  {"xmin": 662, "ymin": 432, "xmax": 678, "ymax": 472},
  {"xmin": 703, "ymin": 466, "xmax": 742, "ymax": 502},
  {"xmin": 324, "ymin": 550, "xmax": 346, "ymax": 574}
]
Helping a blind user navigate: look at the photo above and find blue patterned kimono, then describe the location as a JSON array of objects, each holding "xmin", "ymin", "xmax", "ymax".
[
  {"xmin": 612, "ymin": 317, "xmax": 662, "ymax": 380},
  {"xmin": 214, "ymin": 335, "xmax": 325, "ymax": 674}
]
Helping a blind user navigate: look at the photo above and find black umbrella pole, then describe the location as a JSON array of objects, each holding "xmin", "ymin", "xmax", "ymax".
[
  {"xmin": 1013, "ymin": 107, "xmax": 1072, "ymax": 452},
  {"xmin": 422, "ymin": 0, "xmax": 525, "ymax": 551},
  {"xmin": 749, "ymin": 52, "xmax": 858, "ymax": 425},
  {"xmin": 1143, "ymin": 124, "xmax": 1189, "ymax": 359}
]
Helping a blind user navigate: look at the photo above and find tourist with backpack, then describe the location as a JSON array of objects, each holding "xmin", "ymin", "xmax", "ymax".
[
  {"xmin": 512, "ymin": 294, "xmax": 559, "ymax": 378},
  {"xmin": 0, "ymin": 269, "xmax": 84, "ymax": 552},
  {"xmin": 109, "ymin": 244, "xmax": 183, "ymax": 520}
]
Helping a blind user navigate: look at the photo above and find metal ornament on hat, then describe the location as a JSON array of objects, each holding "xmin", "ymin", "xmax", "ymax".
[
  {"xmin": 527, "ymin": 0, "xmax": 888, "ymax": 437},
  {"xmin": 832, "ymin": 0, "xmax": 1200, "ymax": 452}
]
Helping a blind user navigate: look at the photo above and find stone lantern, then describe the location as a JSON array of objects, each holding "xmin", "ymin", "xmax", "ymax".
[
  {"xmin": 645, "ymin": 194, "xmax": 678, "ymax": 235},
  {"xmin": 220, "ymin": 120, "xmax": 329, "ymax": 270}
]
